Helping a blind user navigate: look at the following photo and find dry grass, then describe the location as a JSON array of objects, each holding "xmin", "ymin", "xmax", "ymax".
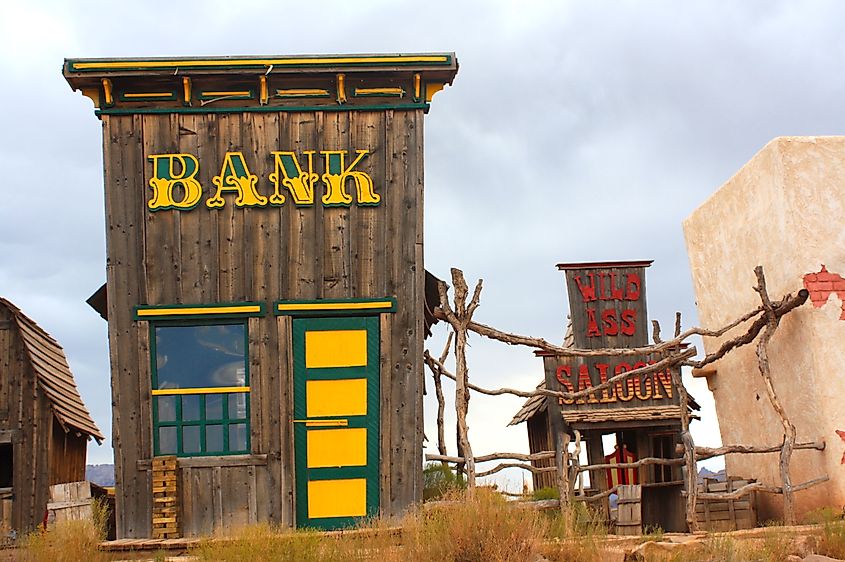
[
  {"xmin": 19, "ymin": 519, "xmax": 107, "ymax": 562},
  {"xmin": 16, "ymin": 492, "xmax": 844, "ymax": 562}
]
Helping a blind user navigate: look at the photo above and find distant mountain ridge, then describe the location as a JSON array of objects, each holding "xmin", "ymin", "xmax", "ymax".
[{"xmin": 85, "ymin": 464, "xmax": 115, "ymax": 487}]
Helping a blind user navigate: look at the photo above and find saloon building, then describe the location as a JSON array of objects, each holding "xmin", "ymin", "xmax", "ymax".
[
  {"xmin": 512, "ymin": 261, "xmax": 695, "ymax": 533},
  {"xmin": 63, "ymin": 53, "xmax": 458, "ymax": 537}
]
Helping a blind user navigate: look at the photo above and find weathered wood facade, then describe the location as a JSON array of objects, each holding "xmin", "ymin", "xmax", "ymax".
[
  {"xmin": 0, "ymin": 298, "xmax": 104, "ymax": 534},
  {"xmin": 63, "ymin": 54, "xmax": 458, "ymax": 538},
  {"xmin": 512, "ymin": 261, "xmax": 692, "ymax": 532}
]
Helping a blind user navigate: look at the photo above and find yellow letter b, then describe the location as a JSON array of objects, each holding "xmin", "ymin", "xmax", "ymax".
[{"xmin": 147, "ymin": 154, "xmax": 203, "ymax": 211}]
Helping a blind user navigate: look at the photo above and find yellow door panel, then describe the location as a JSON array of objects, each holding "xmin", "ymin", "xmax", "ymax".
[
  {"xmin": 305, "ymin": 329, "xmax": 368, "ymax": 368},
  {"xmin": 307, "ymin": 427, "xmax": 367, "ymax": 468},
  {"xmin": 306, "ymin": 378, "xmax": 367, "ymax": 417},
  {"xmin": 308, "ymin": 479, "xmax": 367, "ymax": 518}
]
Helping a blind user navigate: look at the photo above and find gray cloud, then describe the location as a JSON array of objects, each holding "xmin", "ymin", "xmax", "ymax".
[{"xmin": 0, "ymin": 0, "xmax": 840, "ymax": 473}]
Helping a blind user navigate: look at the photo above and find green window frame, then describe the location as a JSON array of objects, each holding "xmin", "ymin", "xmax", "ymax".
[{"xmin": 150, "ymin": 319, "xmax": 251, "ymax": 457}]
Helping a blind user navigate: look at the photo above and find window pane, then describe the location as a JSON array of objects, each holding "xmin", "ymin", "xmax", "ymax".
[
  {"xmin": 157, "ymin": 396, "xmax": 177, "ymax": 422},
  {"xmin": 229, "ymin": 393, "xmax": 247, "ymax": 420},
  {"xmin": 182, "ymin": 395, "xmax": 201, "ymax": 421},
  {"xmin": 206, "ymin": 425, "xmax": 224, "ymax": 453},
  {"xmin": 158, "ymin": 427, "xmax": 177, "ymax": 455},
  {"xmin": 229, "ymin": 423, "xmax": 247, "ymax": 452},
  {"xmin": 155, "ymin": 324, "xmax": 246, "ymax": 390},
  {"xmin": 183, "ymin": 426, "xmax": 201, "ymax": 454},
  {"xmin": 206, "ymin": 394, "xmax": 224, "ymax": 420}
]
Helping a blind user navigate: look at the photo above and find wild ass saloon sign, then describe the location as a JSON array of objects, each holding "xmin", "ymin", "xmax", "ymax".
[{"xmin": 543, "ymin": 261, "xmax": 680, "ymax": 419}]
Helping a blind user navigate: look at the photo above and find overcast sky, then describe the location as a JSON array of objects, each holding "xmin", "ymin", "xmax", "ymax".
[{"xmin": 1, "ymin": 1, "xmax": 844, "ymax": 488}]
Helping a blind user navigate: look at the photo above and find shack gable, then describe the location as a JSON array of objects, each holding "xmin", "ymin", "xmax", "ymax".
[{"xmin": 0, "ymin": 298, "xmax": 103, "ymax": 442}]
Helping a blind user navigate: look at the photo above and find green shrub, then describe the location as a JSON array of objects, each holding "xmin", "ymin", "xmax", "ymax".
[{"xmin": 423, "ymin": 462, "xmax": 465, "ymax": 501}]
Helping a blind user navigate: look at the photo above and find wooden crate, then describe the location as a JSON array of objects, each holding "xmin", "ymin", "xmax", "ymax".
[
  {"xmin": 695, "ymin": 477, "xmax": 757, "ymax": 532},
  {"xmin": 151, "ymin": 456, "xmax": 180, "ymax": 539},
  {"xmin": 47, "ymin": 481, "xmax": 96, "ymax": 527},
  {"xmin": 616, "ymin": 484, "xmax": 642, "ymax": 536}
]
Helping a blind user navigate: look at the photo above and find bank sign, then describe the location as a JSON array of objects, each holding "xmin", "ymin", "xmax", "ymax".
[
  {"xmin": 545, "ymin": 261, "xmax": 680, "ymax": 411},
  {"xmin": 147, "ymin": 149, "xmax": 379, "ymax": 211}
]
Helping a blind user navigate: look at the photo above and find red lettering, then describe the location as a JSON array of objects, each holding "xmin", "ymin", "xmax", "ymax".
[
  {"xmin": 595, "ymin": 363, "xmax": 616, "ymax": 403},
  {"xmin": 601, "ymin": 309, "xmax": 619, "ymax": 336},
  {"xmin": 555, "ymin": 365, "xmax": 575, "ymax": 405},
  {"xmin": 632, "ymin": 361, "xmax": 652, "ymax": 400},
  {"xmin": 585, "ymin": 308, "xmax": 601, "ymax": 337},
  {"xmin": 577, "ymin": 364, "xmax": 599, "ymax": 404},
  {"xmin": 614, "ymin": 363, "xmax": 635, "ymax": 402},
  {"xmin": 598, "ymin": 272, "xmax": 608, "ymax": 300},
  {"xmin": 609, "ymin": 272, "xmax": 624, "ymax": 300},
  {"xmin": 574, "ymin": 274, "xmax": 597, "ymax": 302},
  {"xmin": 655, "ymin": 369, "xmax": 673, "ymax": 398},
  {"xmin": 620, "ymin": 309, "xmax": 637, "ymax": 336},
  {"xmin": 625, "ymin": 273, "xmax": 641, "ymax": 301}
]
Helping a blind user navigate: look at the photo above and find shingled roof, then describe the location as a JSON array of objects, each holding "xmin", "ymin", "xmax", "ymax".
[{"xmin": 0, "ymin": 298, "xmax": 104, "ymax": 442}]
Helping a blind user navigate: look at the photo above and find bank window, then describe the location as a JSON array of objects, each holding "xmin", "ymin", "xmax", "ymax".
[{"xmin": 152, "ymin": 322, "xmax": 250, "ymax": 456}]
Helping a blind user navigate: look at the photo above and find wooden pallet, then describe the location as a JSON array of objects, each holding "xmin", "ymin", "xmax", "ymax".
[
  {"xmin": 151, "ymin": 456, "xmax": 180, "ymax": 539},
  {"xmin": 695, "ymin": 477, "xmax": 757, "ymax": 532}
]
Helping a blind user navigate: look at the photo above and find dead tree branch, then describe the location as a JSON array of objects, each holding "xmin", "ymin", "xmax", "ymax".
[{"xmin": 753, "ymin": 265, "xmax": 799, "ymax": 525}]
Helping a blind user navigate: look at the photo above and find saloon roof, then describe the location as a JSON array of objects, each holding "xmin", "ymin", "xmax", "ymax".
[{"xmin": 0, "ymin": 298, "xmax": 104, "ymax": 442}]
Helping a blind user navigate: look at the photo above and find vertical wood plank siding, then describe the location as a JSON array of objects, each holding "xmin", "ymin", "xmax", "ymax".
[
  {"xmin": 104, "ymin": 110, "xmax": 425, "ymax": 537},
  {"xmin": 0, "ymin": 306, "xmax": 89, "ymax": 533}
]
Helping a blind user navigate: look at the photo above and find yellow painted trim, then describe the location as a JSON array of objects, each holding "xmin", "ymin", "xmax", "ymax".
[
  {"xmin": 308, "ymin": 479, "xmax": 366, "ymax": 518},
  {"xmin": 306, "ymin": 379, "xmax": 367, "ymax": 418},
  {"xmin": 136, "ymin": 305, "xmax": 261, "ymax": 317},
  {"xmin": 425, "ymin": 82, "xmax": 445, "ymax": 102},
  {"xmin": 305, "ymin": 330, "xmax": 367, "ymax": 369},
  {"xmin": 152, "ymin": 386, "xmax": 250, "ymax": 396},
  {"xmin": 182, "ymin": 77, "xmax": 191, "ymax": 105},
  {"xmin": 73, "ymin": 55, "xmax": 450, "ymax": 70},
  {"xmin": 259, "ymin": 76, "xmax": 268, "ymax": 105},
  {"xmin": 276, "ymin": 88, "xmax": 331, "ymax": 97},
  {"xmin": 293, "ymin": 419, "xmax": 350, "ymax": 427},
  {"xmin": 101, "ymin": 78, "xmax": 113, "ymax": 105},
  {"xmin": 354, "ymin": 87, "xmax": 404, "ymax": 96},
  {"xmin": 414, "ymin": 74, "xmax": 421, "ymax": 100},
  {"xmin": 123, "ymin": 92, "xmax": 173, "ymax": 98},
  {"xmin": 336, "ymin": 74, "xmax": 346, "ymax": 104},
  {"xmin": 202, "ymin": 91, "xmax": 252, "ymax": 97},
  {"xmin": 307, "ymin": 427, "xmax": 367, "ymax": 468},
  {"xmin": 276, "ymin": 301, "xmax": 393, "ymax": 312}
]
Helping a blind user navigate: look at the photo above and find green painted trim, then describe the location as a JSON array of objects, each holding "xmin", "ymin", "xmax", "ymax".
[
  {"xmin": 134, "ymin": 301, "xmax": 265, "ymax": 320},
  {"xmin": 119, "ymin": 91, "xmax": 177, "ymax": 102},
  {"xmin": 95, "ymin": 103, "xmax": 428, "ymax": 116},
  {"xmin": 274, "ymin": 297, "xmax": 396, "ymax": 317},
  {"xmin": 198, "ymin": 89, "xmax": 255, "ymax": 101},
  {"xmin": 66, "ymin": 54, "xmax": 454, "ymax": 73},
  {"xmin": 293, "ymin": 316, "xmax": 380, "ymax": 530},
  {"xmin": 151, "ymin": 320, "xmax": 251, "ymax": 457}
]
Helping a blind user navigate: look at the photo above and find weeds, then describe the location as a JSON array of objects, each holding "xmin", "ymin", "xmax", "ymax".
[
  {"xmin": 817, "ymin": 520, "xmax": 845, "ymax": 559},
  {"xmin": 19, "ymin": 518, "xmax": 107, "ymax": 562}
]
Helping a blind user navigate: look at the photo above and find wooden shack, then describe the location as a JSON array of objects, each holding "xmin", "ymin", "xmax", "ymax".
[
  {"xmin": 511, "ymin": 261, "xmax": 696, "ymax": 532},
  {"xmin": 63, "ymin": 53, "xmax": 458, "ymax": 537},
  {"xmin": 0, "ymin": 298, "xmax": 104, "ymax": 534}
]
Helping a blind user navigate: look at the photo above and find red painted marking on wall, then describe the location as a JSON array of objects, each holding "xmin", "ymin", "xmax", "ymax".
[
  {"xmin": 837, "ymin": 430, "xmax": 845, "ymax": 465},
  {"xmin": 803, "ymin": 265, "xmax": 845, "ymax": 320}
]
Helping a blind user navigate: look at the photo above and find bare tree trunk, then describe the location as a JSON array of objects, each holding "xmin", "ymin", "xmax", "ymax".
[
  {"xmin": 754, "ymin": 266, "xmax": 797, "ymax": 525},
  {"xmin": 437, "ymin": 268, "xmax": 483, "ymax": 491}
]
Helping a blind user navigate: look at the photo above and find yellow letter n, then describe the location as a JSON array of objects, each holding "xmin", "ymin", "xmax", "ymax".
[
  {"xmin": 206, "ymin": 152, "xmax": 267, "ymax": 209},
  {"xmin": 268, "ymin": 151, "xmax": 317, "ymax": 206},
  {"xmin": 147, "ymin": 154, "xmax": 203, "ymax": 211}
]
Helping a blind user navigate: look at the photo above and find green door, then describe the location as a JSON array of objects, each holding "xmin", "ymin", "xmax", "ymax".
[{"xmin": 292, "ymin": 316, "xmax": 380, "ymax": 529}]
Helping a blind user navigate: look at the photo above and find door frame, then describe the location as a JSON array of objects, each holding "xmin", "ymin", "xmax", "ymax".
[{"xmin": 290, "ymin": 315, "xmax": 381, "ymax": 529}]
